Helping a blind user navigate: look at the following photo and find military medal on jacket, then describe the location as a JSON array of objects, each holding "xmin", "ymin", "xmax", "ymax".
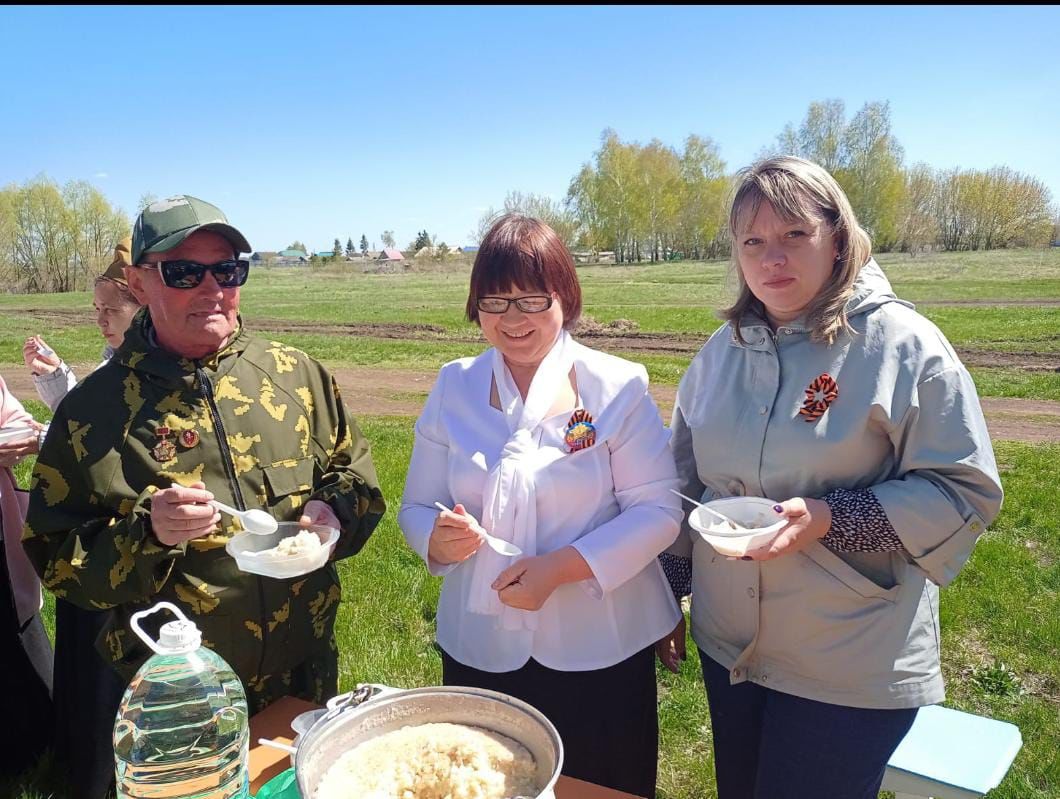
[{"xmin": 152, "ymin": 426, "xmax": 177, "ymax": 462}]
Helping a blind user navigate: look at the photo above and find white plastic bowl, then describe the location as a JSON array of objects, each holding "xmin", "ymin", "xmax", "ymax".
[
  {"xmin": 688, "ymin": 497, "xmax": 787, "ymax": 557},
  {"xmin": 226, "ymin": 522, "xmax": 339, "ymax": 579},
  {"xmin": 0, "ymin": 426, "xmax": 36, "ymax": 445}
]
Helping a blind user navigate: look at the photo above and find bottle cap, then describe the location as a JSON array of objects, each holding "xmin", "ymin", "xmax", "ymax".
[{"xmin": 156, "ymin": 619, "xmax": 202, "ymax": 654}]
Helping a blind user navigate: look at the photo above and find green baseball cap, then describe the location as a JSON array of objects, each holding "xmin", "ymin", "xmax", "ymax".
[{"xmin": 131, "ymin": 195, "xmax": 252, "ymax": 265}]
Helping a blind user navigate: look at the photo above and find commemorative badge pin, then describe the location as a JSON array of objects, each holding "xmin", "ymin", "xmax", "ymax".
[
  {"xmin": 152, "ymin": 426, "xmax": 177, "ymax": 462},
  {"xmin": 798, "ymin": 373, "xmax": 838, "ymax": 422},
  {"xmin": 180, "ymin": 429, "xmax": 200, "ymax": 448},
  {"xmin": 564, "ymin": 409, "xmax": 597, "ymax": 453}
]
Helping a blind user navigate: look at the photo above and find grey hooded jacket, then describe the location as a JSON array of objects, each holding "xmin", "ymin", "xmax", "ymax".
[{"xmin": 669, "ymin": 259, "xmax": 1003, "ymax": 708}]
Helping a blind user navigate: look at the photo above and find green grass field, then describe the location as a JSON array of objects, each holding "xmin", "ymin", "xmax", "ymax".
[
  {"xmin": 7, "ymin": 423, "xmax": 1060, "ymax": 798},
  {"xmin": 4, "ymin": 247, "xmax": 1060, "ymax": 798},
  {"xmin": 1, "ymin": 248, "xmax": 1058, "ymax": 399}
]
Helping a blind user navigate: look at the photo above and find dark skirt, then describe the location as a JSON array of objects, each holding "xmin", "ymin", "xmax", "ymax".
[
  {"xmin": 1, "ymin": 605, "xmax": 53, "ymax": 778},
  {"xmin": 51, "ymin": 598, "xmax": 127, "ymax": 799},
  {"xmin": 442, "ymin": 646, "xmax": 659, "ymax": 799}
]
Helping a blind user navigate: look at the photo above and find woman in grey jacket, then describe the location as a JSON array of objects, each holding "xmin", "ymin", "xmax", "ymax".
[{"xmin": 657, "ymin": 156, "xmax": 1003, "ymax": 799}]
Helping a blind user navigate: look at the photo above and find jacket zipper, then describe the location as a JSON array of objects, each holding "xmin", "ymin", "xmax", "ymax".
[
  {"xmin": 197, "ymin": 368, "xmax": 246, "ymax": 510},
  {"xmin": 196, "ymin": 367, "xmax": 270, "ymax": 673}
]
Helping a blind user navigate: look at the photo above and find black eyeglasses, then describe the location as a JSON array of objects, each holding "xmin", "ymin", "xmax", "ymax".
[{"xmin": 476, "ymin": 295, "xmax": 554, "ymax": 314}]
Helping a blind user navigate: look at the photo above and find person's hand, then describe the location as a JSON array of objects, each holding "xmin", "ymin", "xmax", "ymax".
[
  {"xmin": 23, "ymin": 336, "xmax": 61, "ymax": 376},
  {"xmin": 428, "ymin": 503, "xmax": 485, "ymax": 565},
  {"xmin": 492, "ymin": 552, "xmax": 564, "ymax": 612},
  {"xmin": 656, "ymin": 616, "xmax": 687, "ymax": 674},
  {"xmin": 744, "ymin": 497, "xmax": 831, "ymax": 561},
  {"xmin": 0, "ymin": 421, "xmax": 43, "ymax": 467},
  {"xmin": 150, "ymin": 481, "xmax": 220, "ymax": 547},
  {"xmin": 299, "ymin": 499, "xmax": 342, "ymax": 558},
  {"xmin": 299, "ymin": 499, "xmax": 341, "ymax": 530}
]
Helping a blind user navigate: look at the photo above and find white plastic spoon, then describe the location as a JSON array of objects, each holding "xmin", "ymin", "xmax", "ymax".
[
  {"xmin": 257, "ymin": 738, "xmax": 297, "ymax": 755},
  {"xmin": 433, "ymin": 501, "xmax": 522, "ymax": 557},
  {"xmin": 210, "ymin": 498, "xmax": 279, "ymax": 536},
  {"xmin": 669, "ymin": 488, "xmax": 743, "ymax": 531}
]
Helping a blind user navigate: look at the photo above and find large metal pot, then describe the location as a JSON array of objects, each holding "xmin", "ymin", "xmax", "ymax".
[{"xmin": 290, "ymin": 684, "xmax": 564, "ymax": 799}]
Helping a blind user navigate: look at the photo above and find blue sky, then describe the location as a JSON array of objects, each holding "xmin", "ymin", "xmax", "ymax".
[{"xmin": 3, "ymin": 5, "xmax": 1057, "ymax": 253}]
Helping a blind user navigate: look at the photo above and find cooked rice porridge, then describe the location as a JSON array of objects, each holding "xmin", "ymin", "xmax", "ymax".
[
  {"xmin": 258, "ymin": 530, "xmax": 323, "ymax": 559},
  {"xmin": 709, "ymin": 510, "xmax": 776, "ymax": 533},
  {"xmin": 315, "ymin": 722, "xmax": 539, "ymax": 799}
]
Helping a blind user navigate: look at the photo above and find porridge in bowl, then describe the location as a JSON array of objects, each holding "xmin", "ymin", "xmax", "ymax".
[
  {"xmin": 256, "ymin": 530, "xmax": 324, "ymax": 559},
  {"xmin": 315, "ymin": 721, "xmax": 539, "ymax": 799},
  {"xmin": 226, "ymin": 522, "xmax": 338, "ymax": 578},
  {"xmin": 688, "ymin": 497, "xmax": 787, "ymax": 557}
]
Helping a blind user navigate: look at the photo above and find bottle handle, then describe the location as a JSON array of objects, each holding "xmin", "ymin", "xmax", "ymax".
[{"xmin": 130, "ymin": 601, "xmax": 191, "ymax": 656}]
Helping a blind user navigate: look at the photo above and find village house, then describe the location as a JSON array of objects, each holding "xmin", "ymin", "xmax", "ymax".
[
  {"xmin": 377, "ymin": 247, "xmax": 405, "ymax": 261},
  {"xmin": 251, "ymin": 249, "xmax": 309, "ymax": 266}
]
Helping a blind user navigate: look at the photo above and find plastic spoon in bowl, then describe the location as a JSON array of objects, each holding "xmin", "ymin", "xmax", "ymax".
[
  {"xmin": 433, "ymin": 501, "xmax": 522, "ymax": 557},
  {"xmin": 210, "ymin": 498, "xmax": 278, "ymax": 536},
  {"xmin": 669, "ymin": 489, "xmax": 742, "ymax": 531}
]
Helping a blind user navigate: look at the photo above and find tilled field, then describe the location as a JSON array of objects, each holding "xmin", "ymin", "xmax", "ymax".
[{"xmin": 12, "ymin": 310, "xmax": 1060, "ymax": 369}]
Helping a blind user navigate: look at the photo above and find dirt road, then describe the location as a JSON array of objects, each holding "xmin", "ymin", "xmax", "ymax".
[{"xmin": 6, "ymin": 364, "xmax": 1058, "ymax": 443}]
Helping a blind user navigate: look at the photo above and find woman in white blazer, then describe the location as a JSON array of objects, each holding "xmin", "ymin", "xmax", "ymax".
[{"xmin": 400, "ymin": 214, "xmax": 682, "ymax": 797}]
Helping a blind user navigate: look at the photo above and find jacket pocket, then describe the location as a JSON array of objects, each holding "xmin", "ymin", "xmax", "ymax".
[
  {"xmin": 690, "ymin": 544, "xmax": 759, "ymax": 648},
  {"xmin": 802, "ymin": 544, "xmax": 900, "ymax": 603},
  {"xmin": 261, "ymin": 457, "xmax": 316, "ymax": 511}
]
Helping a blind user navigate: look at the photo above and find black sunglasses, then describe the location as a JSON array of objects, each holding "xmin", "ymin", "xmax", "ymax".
[{"xmin": 144, "ymin": 259, "xmax": 250, "ymax": 289}]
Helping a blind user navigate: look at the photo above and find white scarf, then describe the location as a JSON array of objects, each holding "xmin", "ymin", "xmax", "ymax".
[{"xmin": 466, "ymin": 329, "xmax": 575, "ymax": 630}]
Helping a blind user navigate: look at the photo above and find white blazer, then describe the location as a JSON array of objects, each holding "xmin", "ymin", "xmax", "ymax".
[{"xmin": 399, "ymin": 340, "xmax": 682, "ymax": 672}]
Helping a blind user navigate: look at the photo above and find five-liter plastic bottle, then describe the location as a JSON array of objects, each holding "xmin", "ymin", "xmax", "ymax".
[{"xmin": 113, "ymin": 601, "xmax": 250, "ymax": 799}]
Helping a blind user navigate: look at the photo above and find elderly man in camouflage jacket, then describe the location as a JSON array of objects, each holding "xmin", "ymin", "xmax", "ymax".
[{"xmin": 24, "ymin": 196, "xmax": 386, "ymax": 716}]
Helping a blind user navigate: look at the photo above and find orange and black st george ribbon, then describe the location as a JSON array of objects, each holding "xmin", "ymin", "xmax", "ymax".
[{"xmin": 798, "ymin": 373, "xmax": 838, "ymax": 422}]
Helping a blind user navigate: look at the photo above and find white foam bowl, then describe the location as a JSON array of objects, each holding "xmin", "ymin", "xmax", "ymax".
[
  {"xmin": 688, "ymin": 497, "xmax": 787, "ymax": 557},
  {"xmin": 226, "ymin": 522, "xmax": 339, "ymax": 579},
  {"xmin": 0, "ymin": 426, "xmax": 36, "ymax": 445}
]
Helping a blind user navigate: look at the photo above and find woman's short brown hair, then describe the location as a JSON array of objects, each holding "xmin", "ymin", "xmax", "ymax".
[
  {"xmin": 466, "ymin": 213, "xmax": 582, "ymax": 329},
  {"xmin": 723, "ymin": 155, "xmax": 873, "ymax": 345}
]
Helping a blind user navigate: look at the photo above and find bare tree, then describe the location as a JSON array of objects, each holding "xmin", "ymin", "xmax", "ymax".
[{"xmin": 472, "ymin": 191, "xmax": 580, "ymax": 249}]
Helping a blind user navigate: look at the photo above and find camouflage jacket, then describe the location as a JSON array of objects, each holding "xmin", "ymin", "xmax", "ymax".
[{"xmin": 23, "ymin": 310, "xmax": 385, "ymax": 706}]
